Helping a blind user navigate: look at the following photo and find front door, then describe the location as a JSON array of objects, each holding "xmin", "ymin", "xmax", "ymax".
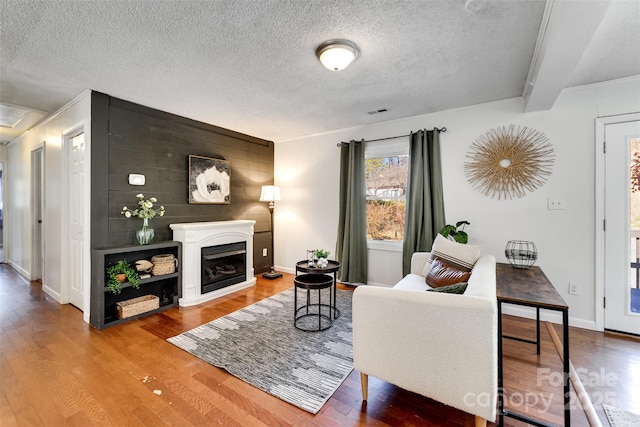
[{"xmin": 604, "ymin": 119, "xmax": 640, "ymax": 335}]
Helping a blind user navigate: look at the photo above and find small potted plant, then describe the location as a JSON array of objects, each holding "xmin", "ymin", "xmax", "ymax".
[
  {"xmin": 439, "ymin": 221, "xmax": 470, "ymax": 244},
  {"xmin": 314, "ymin": 249, "xmax": 331, "ymax": 268},
  {"xmin": 106, "ymin": 260, "xmax": 141, "ymax": 294}
]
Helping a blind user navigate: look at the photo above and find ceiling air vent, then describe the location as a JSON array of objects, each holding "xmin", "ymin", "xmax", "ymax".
[
  {"xmin": 0, "ymin": 102, "xmax": 48, "ymax": 145},
  {"xmin": 0, "ymin": 103, "xmax": 30, "ymax": 128}
]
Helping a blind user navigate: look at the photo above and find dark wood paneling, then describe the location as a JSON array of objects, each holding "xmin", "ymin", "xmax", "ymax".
[
  {"xmin": 90, "ymin": 91, "xmax": 274, "ymax": 271},
  {"xmin": 91, "ymin": 92, "xmax": 111, "ymax": 248},
  {"xmin": 253, "ymin": 231, "xmax": 272, "ymax": 274}
]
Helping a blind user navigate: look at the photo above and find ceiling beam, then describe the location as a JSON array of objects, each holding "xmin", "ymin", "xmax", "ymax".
[{"xmin": 523, "ymin": 0, "xmax": 613, "ymax": 112}]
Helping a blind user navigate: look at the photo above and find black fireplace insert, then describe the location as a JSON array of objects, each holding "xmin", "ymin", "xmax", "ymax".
[{"xmin": 201, "ymin": 242, "xmax": 246, "ymax": 294}]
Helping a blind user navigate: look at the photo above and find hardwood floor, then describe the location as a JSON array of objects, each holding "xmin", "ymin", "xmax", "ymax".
[{"xmin": 1, "ymin": 263, "xmax": 638, "ymax": 426}]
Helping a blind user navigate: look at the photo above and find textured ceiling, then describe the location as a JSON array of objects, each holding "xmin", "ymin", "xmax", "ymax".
[{"xmin": 1, "ymin": 0, "xmax": 639, "ymax": 144}]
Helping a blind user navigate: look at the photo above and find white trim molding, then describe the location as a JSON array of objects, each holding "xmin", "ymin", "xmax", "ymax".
[{"xmin": 594, "ymin": 112, "xmax": 640, "ymax": 331}]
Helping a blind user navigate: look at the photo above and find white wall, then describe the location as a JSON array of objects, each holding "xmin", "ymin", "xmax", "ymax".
[
  {"xmin": 274, "ymin": 76, "xmax": 640, "ymax": 329},
  {"xmin": 1, "ymin": 146, "xmax": 7, "ymax": 262},
  {"xmin": 7, "ymin": 91, "xmax": 91, "ymax": 304},
  {"xmin": 7, "ymin": 127, "xmax": 42, "ymax": 278}
]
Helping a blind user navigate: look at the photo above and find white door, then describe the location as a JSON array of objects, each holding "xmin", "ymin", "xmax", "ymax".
[
  {"xmin": 68, "ymin": 132, "xmax": 86, "ymax": 310},
  {"xmin": 31, "ymin": 148, "xmax": 44, "ymax": 280},
  {"xmin": 604, "ymin": 120, "xmax": 640, "ymax": 335}
]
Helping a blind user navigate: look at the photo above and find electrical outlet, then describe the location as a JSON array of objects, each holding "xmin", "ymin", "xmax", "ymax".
[
  {"xmin": 263, "ymin": 248, "xmax": 268, "ymax": 257},
  {"xmin": 569, "ymin": 283, "xmax": 577, "ymax": 295},
  {"xmin": 548, "ymin": 198, "xmax": 565, "ymax": 210}
]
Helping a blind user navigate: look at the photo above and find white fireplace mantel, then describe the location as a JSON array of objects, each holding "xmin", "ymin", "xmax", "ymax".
[{"xmin": 170, "ymin": 220, "xmax": 256, "ymax": 307}]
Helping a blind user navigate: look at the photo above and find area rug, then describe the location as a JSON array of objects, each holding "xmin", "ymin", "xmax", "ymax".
[
  {"xmin": 167, "ymin": 288, "xmax": 353, "ymax": 414},
  {"xmin": 604, "ymin": 404, "xmax": 640, "ymax": 427}
]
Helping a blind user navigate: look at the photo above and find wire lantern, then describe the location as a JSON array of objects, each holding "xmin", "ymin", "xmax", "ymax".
[
  {"xmin": 505, "ymin": 240, "xmax": 538, "ymax": 269},
  {"xmin": 464, "ymin": 125, "xmax": 554, "ymax": 200}
]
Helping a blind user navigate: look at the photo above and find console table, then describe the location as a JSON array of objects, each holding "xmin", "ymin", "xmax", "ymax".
[{"xmin": 496, "ymin": 263, "xmax": 570, "ymax": 427}]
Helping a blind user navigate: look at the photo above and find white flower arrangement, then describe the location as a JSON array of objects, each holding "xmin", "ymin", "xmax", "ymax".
[{"xmin": 121, "ymin": 194, "xmax": 165, "ymax": 219}]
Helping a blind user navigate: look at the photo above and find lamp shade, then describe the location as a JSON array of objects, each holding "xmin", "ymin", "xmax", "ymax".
[
  {"xmin": 259, "ymin": 185, "xmax": 281, "ymax": 202},
  {"xmin": 316, "ymin": 39, "xmax": 359, "ymax": 71}
]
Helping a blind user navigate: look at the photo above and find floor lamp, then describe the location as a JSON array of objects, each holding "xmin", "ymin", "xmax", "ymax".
[{"xmin": 260, "ymin": 185, "xmax": 282, "ymax": 279}]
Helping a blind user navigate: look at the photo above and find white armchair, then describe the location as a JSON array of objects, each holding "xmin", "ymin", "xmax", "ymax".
[{"xmin": 352, "ymin": 252, "xmax": 498, "ymax": 426}]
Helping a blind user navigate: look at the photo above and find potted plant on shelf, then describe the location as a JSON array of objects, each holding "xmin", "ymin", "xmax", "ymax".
[
  {"xmin": 106, "ymin": 260, "xmax": 141, "ymax": 294},
  {"xmin": 439, "ymin": 220, "xmax": 470, "ymax": 244}
]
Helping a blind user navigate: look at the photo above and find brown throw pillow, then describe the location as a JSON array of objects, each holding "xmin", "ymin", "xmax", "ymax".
[{"xmin": 426, "ymin": 258, "xmax": 472, "ymax": 288}]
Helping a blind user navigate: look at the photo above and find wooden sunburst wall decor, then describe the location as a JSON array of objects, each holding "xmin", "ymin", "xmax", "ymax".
[{"xmin": 464, "ymin": 125, "xmax": 554, "ymax": 200}]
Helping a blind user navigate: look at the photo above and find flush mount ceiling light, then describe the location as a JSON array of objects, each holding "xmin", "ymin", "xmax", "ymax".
[
  {"xmin": 465, "ymin": 0, "xmax": 487, "ymax": 13},
  {"xmin": 316, "ymin": 39, "xmax": 359, "ymax": 71}
]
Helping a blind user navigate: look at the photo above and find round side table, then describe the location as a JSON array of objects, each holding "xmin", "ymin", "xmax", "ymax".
[
  {"xmin": 295, "ymin": 260, "xmax": 341, "ymax": 319},
  {"xmin": 294, "ymin": 273, "xmax": 333, "ymax": 332}
]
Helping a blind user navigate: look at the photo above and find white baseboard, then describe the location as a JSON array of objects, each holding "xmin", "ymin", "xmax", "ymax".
[
  {"xmin": 7, "ymin": 260, "xmax": 64, "ymax": 304},
  {"xmin": 42, "ymin": 285, "xmax": 63, "ymax": 303},
  {"xmin": 502, "ymin": 304, "xmax": 596, "ymax": 331},
  {"xmin": 276, "ymin": 265, "xmax": 295, "ymax": 275},
  {"xmin": 8, "ymin": 260, "xmax": 30, "ymax": 279}
]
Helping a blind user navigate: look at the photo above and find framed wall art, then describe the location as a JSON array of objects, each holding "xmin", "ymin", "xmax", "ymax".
[{"xmin": 189, "ymin": 155, "xmax": 231, "ymax": 204}]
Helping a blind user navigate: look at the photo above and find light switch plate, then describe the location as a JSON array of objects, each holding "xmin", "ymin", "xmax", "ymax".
[{"xmin": 548, "ymin": 198, "xmax": 565, "ymax": 210}]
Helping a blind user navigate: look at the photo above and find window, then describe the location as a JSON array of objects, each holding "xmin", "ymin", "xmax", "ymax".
[{"xmin": 365, "ymin": 138, "xmax": 409, "ymax": 241}]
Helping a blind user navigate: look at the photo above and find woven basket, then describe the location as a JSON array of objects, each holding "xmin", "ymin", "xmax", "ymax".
[
  {"xmin": 116, "ymin": 295, "xmax": 159, "ymax": 319},
  {"xmin": 151, "ymin": 254, "xmax": 177, "ymax": 276}
]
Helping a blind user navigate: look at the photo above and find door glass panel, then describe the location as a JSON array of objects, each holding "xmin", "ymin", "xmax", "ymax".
[{"xmin": 629, "ymin": 137, "xmax": 640, "ymax": 313}]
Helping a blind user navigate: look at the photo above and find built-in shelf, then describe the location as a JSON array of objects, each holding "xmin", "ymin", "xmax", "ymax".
[
  {"xmin": 101, "ymin": 296, "xmax": 179, "ymax": 327},
  {"xmin": 91, "ymin": 241, "xmax": 182, "ymax": 329},
  {"xmin": 102, "ymin": 272, "xmax": 180, "ymax": 292}
]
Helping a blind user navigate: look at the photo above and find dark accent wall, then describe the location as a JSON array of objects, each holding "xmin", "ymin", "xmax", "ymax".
[{"xmin": 90, "ymin": 92, "xmax": 273, "ymax": 274}]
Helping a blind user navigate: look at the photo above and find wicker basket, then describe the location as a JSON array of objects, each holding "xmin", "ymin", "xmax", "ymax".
[
  {"xmin": 151, "ymin": 254, "xmax": 177, "ymax": 276},
  {"xmin": 116, "ymin": 295, "xmax": 159, "ymax": 319}
]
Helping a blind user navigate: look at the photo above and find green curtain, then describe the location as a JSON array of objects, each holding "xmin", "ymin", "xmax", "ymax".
[
  {"xmin": 335, "ymin": 140, "xmax": 368, "ymax": 283},
  {"xmin": 402, "ymin": 129, "xmax": 445, "ymax": 275}
]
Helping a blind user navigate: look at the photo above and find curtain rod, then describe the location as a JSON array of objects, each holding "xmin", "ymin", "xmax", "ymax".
[{"xmin": 336, "ymin": 127, "xmax": 446, "ymax": 146}]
